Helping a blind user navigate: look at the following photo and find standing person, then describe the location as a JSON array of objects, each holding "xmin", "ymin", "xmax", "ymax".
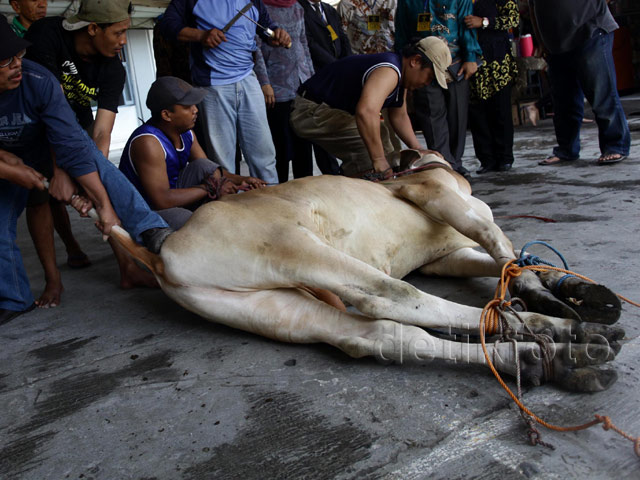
[
  {"xmin": 291, "ymin": 37, "xmax": 452, "ymax": 177},
  {"xmin": 160, "ymin": 0, "xmax": 292, "ymax": 185},
  {"xmin": 529, "ymin": 0, "xmax": 630, "ymax": 165},
  {"xmin": 25, "ymin": 0, "xmax": 161, "ymax": 290},
  {"xmin": 464, "ymin": 0, "xmax": 519, "ymax": 173},
  {"xmin": 298, "ymin": 0, "xmax": 352, "ymax": 175},
  {"xmin": 338, "ymin": 0, "xmax": 396, "ymax": 55},
  {"xmin": 395, "ymin": 0, "xmax": 482, "ymax": 178},
  {"xmin": 0, "ymin": 20, "xmax": 170, "ymax": 323},
  {"xmin": 254, "ymin": 0, "xmax": 315, "ymax": 183},
  {"xmin": 299, "ymin": 0, "xmax": 351, "ymax": 71},
  {"xmin": 9, "ymin": 0, "xmax": 47, "ymax": 37},
  {"xmin": 7, "ymin": 0, "xmax": 91, "ymax": 310}
]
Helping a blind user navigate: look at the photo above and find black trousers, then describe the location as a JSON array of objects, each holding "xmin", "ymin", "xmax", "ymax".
[
  {"xmin": 267, "ymin": 100, "xmax": 313, "ymax": 183},
  {"xmin": 468, "ymin": 84, "xmax": 514, "ymax": 169},
  {"xmin": 412, "ymin": 79, "xmax": 470, "ymax": 170}
]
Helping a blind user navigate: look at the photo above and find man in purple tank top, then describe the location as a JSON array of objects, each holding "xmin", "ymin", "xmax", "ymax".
[{"xmin": 120, "ymin": 77, "xmax": 266, "ymax": 230}]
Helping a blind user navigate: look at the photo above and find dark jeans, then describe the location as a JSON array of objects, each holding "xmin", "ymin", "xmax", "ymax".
[
  {"xmin": 469, "ymin": 84, "xmax": 514, "ymax": 169},
  {"xmin": 547, "ymin": 30, "xmax": 630, "ymax": 160},
  {"xmin": 412, "ymin": 79, "xmax": 470, "ymax": 170},
  {"xmin": 267, "ymin": 100, "xmax": 313, "ymax": 183}
]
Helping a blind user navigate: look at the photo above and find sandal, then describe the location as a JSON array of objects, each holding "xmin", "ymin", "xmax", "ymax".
[
  {"xmin": 597, "ymin": 153, "xmax": 626, "ymax": 165},
  {"xmin": 538, "ymin": 156, "xmax": 573, "ymax": 166}
]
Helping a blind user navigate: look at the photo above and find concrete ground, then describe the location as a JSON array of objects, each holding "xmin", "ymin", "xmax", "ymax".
[{"xmin": 2, "ymin": 97, "xmax": 640, "ymax": 480}]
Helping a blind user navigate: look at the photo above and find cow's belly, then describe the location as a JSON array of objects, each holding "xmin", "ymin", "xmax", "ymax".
[{"xmin": 159, "ymin": 176, "xmax": 477, "ymax": 289}]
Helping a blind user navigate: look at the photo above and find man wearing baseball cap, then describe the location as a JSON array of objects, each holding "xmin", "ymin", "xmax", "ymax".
[
  {"xmin": 291, "ymin": 36, "xmax": 452, "ymax": 179},
  {"xmin": 119, "ymin": 77, "xmax": 267, "ymax": 230},
  {"xmin": 0, "ymin": 18, "xmax": 171, "ymax": 324},
  {"xmin": 23, "ymin": 1, "xmax": 161, "ymax": 292}
]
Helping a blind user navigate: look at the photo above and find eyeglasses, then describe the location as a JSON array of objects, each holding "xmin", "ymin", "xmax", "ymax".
[{"xmin": 0, "ymin": 49, "xmax": 27, "ymax": 68}]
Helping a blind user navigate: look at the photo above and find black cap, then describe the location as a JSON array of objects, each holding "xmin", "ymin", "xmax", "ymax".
[
  {"xmin": 146, "ymin": 76, "xmax": 208, "ymax": 114},
  {"xmin": 0, "ymin": 15, "xmax": 31, "ymax": 60}
]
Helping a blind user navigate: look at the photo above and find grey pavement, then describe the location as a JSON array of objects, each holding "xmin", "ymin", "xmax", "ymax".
[{"xmin": 2, "ymin": 98, "xmax": 640, "ymax": 479}]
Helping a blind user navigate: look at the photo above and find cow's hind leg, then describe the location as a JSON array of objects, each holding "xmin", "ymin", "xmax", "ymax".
[{"xmin": 165, "ymin": 285, "xmax": 618, "ymax": 391}]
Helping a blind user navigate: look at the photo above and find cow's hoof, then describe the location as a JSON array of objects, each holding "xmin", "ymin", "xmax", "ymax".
[
  {"xmin": 554, "ymin": 366, "xmax": 618, "ymax": 392},
  {"xmin": 511, "ymin": 278, "xmax": 581, "ymax": 321},
  {"xmin": 539, "ymin": 273, "xmax": 622, "ymax": 325}
]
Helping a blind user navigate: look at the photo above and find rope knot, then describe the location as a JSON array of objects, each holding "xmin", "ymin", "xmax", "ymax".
[{"xmin": 596, "ymin": 414, "xmax": 613, "ymax": 431}]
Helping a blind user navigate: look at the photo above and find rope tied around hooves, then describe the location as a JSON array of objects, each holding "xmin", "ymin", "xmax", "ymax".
[{"xmin": 480, "ymin": 242, "xmax": 640, "ymax": 458}]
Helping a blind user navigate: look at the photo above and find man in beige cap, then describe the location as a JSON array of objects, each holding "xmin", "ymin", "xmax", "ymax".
[
  {"xmin": 291, "ymin": 36, "xmax": 451, "ymax": 178},
  {"xmin": 19, "ymin": 1, "xmax": 155, "ymax": 303}
]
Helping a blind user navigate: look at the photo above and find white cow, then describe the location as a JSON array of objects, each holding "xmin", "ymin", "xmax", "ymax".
[{"xmin": 115, "ymin": 153, "xmax": 623, "ymax": 393}]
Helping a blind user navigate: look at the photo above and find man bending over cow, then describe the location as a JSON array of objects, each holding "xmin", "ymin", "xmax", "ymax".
[
  {"xmin": 0, "ymin": 20, "xmax": 171, "ymax": 324},
  {"xmin": 291, "ymin": 36, "xmax": 452, "ymax": 178},
  {"xmin": 119, "ymin": 76, "xmax": 266, "ymax": 230}
]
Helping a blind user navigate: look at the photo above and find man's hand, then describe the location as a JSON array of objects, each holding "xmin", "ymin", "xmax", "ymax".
[
  {"xmin": 225, "ymin": 172, "xmax": 267, "ymax": 190},
  {"xmin": 70, "ymin": 195, "xmax": 94, "ymax": 217},
  {"xmin": 94, "ymin": 203, "xmax": 121, "ymax": 240},
  {"xmin": 459, "ymin": 61, "xmax": 478, "ymax": 80},
  {"xmin": 48, "ymin": 166, "xmax": 77, "ymax": 203},
  {"xmin": 219, "ymin": 179, "xmax": 238, "ymax": 197},
  {"xmin": 201, "ymin": 28, "xmax": 227, "ymax": 48},
  {"xmin": 10, "ymin": 164, "xmax": 46, "ymax": 190},
  {"xmin": 0, "ymin": 150, "xmax": 46, "ymax": 189},
  {"xmin": 268, "ymin": 28, "xmax": 292, "ymax": 48},
  {"xmin": 371, "ymin": 156, "xmax": 392, "ymax": 176},
  {"xmin": 261, "ymin": 84, "xmax": 276, "ymax": 108},
  {"xmin": 463, "ymin": 15, "xmax": 483, "ymax": 29}
]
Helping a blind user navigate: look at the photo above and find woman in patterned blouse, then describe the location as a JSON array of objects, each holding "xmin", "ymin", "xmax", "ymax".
[{"xmin": 464, "ymin": 0, "xmax": 519, "ymax": 173}]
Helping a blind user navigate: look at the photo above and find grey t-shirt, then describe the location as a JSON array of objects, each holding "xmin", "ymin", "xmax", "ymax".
[{"xmin": 531, "ymin": 0, "xmax": 618, "ymax": 54}]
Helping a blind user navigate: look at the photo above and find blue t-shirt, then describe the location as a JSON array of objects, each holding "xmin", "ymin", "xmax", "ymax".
[
  {"xmin": 0, "ymin": 59, "xmax": 99, "ymax": 178},
  {"xmin": 119, "ymin": 123, "xmax": 194, "ymax": 206},
  {"xmin": 299, "ymin": 52, "xmax": 405, "ymax": 115}
]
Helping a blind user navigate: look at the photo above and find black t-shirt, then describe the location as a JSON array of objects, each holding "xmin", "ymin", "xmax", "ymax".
[{"xmin": 25, "ymin": 16, "xmax": 126, "ymax": 128}]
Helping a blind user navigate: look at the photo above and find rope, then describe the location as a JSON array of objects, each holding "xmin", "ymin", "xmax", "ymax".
[{"xmin": 480, "ymin": 259, "xmax": 640, "ymax": 457}]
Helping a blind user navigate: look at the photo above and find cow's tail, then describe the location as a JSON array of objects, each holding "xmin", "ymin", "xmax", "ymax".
[{"xmin": 110, "ymin": 225, "xmax": 166, "ymax": 277}]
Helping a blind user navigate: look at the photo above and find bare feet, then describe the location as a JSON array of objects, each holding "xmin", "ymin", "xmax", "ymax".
[
  {"xmin": 36, "ymin": 276, "xmax": 64, "ymax": 308},
  {"xmin": 67, "ymin": 251, "xmax": 91, "ymax": 269},
  {"xmin": 119, "ymin": 260, "xmax": 159, "ymax": 289}
]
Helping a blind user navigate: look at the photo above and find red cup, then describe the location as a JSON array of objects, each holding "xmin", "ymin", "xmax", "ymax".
[{"xmin": 519, "ymin": 34, "xmax": 534, "ymax": 57}]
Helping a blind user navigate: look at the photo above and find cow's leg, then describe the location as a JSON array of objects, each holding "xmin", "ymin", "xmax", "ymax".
[
  {"xmin": 389, "ymin": 172, "xmax": 609, "ymax": 322},
  {"xmin": 418, "ymin": 247, "xmax": 503, "ymax": 277},
  {"xmin": 164, "ymin": 285, "xmax": 619, "ymax": 392},
  {"xmin": 268, "ymin": 230, "xmax": 623, "ymax": 352}
]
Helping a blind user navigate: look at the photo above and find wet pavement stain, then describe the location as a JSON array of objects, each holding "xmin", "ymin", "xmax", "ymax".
[
  {"xmin": 29, "ymin": 336, "xmax": 98, "ymax": 363},
  {"xmin": 9, "ymin": 350, "xmax": 178, "ymax": 437},
  {"xmin": 131, "ymin": 334, "xmax": 155, "ymax": 345},
  {"xmin": 183, "ymin": 390, "xmax": 373, "ymax": 480},
  {"xmin": 0, "ymin": 431, "xmax": 56, "ymax": 479}
]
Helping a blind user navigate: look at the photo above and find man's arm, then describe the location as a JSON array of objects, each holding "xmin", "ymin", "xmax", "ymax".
[
  {"xmin": 131, "ymin": 135, "xmax": 207, "ymax": 210},
  {"xmin": 458, "ymin": 0, "xmax": 481, "ymax": 79},
  {"xmin": 0, "ymin": 149, "xmax": 46, "ymax": 190},
  {"xmin": 355, "ymin": 67, "xmax": 401, "ymax": 173},
  {"xmin": 387, "ymin": 92, "xmax": 422, "ymax": 150},
  {"xmin": 90, "ymin": 109, "xmax": 117, "ymax": 158}
]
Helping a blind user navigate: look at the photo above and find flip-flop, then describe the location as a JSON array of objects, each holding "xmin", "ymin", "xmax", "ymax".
[
  {"xmin": 67, "ymin": 253, "xmax": 91, "ymax": 269},
  {"xmin": 538, "ymin": 156, "xmax": 572, "ymax": 166},
  {"xmin": 597, "ymin": 153, "xmax": 626, "ymax": 165}
]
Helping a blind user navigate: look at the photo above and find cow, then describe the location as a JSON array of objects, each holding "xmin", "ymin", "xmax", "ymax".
[{"xmin": 110, "ymin": 151, "xmax": 624, "ymax": 393}]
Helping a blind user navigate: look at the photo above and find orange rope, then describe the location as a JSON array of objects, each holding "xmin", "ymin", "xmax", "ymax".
[{"xmin": 481, "ymin": 260, "xmax": 640, "ymax": 457}]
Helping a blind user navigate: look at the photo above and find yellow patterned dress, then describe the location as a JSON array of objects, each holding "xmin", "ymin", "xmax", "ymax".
[{"xmin": 470, "ymin": 0, "xmax": 519, "ymax": 101}]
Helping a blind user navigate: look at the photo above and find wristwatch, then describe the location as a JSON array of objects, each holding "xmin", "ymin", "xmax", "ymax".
[{"xmin": 482, "ymin": 17, "xmax": 489, "ymax": 29}]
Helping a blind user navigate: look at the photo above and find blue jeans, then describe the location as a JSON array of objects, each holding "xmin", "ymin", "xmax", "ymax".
[
  {"xmin": 198, "ymin": 72, "xmax": 278, "ymax": 184},
  {"xmin": 547, "ymin": 31, "xmax": 630, "ymax": 160},
  {"xmin": 0, "ymin": 155, "xmax": 167, "ymax": 312}
]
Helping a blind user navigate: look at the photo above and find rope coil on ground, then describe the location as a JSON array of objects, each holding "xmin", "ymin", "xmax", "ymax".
[{"xmin": 481, "ymin": 258, "xmax": 640, "ymax": 458}]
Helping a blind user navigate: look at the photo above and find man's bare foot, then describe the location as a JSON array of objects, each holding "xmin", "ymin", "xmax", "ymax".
[
  {"xmin": 67, "ymin": 251, "xmax": 91, "ymax": 269},
  {"xmin": 36, "ymin": 279, "xmax": 64, "ymax": 308},
  {"xmin": 120, "ymin": 261, "xmax": 159, "ymax": 289}
]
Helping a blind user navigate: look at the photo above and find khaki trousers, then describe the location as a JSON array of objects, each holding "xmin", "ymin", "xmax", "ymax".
[{"xmin": 290, "ymin": 95, "xmax": 395, "ymax": 176}]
